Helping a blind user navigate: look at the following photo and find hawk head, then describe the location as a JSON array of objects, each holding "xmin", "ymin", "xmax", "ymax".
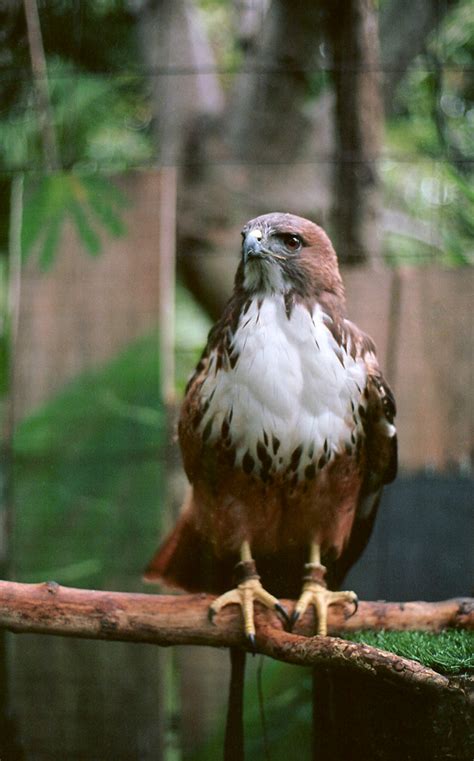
[{"xmin": 237, "ymin": 212, "xmax": 345, "ymax": 301}]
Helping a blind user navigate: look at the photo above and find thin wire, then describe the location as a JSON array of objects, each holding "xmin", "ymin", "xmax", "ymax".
[
  {"xmin": 0, "ymin": 154, "xmax": 471, "ymax": 176},
  {"xmin": 0, "ymin": 62, "xmax": 473, "ymax": 79}
]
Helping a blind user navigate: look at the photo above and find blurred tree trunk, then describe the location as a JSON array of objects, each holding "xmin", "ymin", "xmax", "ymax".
[
  {"xmin": 137, "ymin": 0, "xmax": 231, "ymax": 319},
  {"xmin": 227, "ymin": 0, "xmax": 325, "ymax": 163},
  {"xmin": 323, "ymin": 0, "xmax": 383, "ymax": 265},
  {"xmin": 138, "ymin": 0, "xmax": 223, "ymax": 167}
]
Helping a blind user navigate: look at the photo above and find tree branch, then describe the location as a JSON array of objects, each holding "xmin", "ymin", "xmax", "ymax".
[{"xmin": 0, "ymin": 581, "xmax": 472, "ymax": 695}]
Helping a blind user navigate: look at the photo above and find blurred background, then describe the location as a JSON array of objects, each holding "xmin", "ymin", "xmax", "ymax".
[{"xmin": 0, "ymin": 0, "xmax": 472, "ymax": 759}]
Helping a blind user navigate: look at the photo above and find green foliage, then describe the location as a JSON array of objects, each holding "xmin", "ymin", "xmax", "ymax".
[
  {"xmin": 21, "ymin": 173, "xmax": 128, "ymax": 269},
  {"xmin": 0, "ymin": 59, "xmax": 152, "ymax": 174},
  {"xmin": 384, "ymin": 0, "xmax": 474, "ymax": 265},
  {"xmin": 2, "ymin": 0, "xmax": 138, "ymax": 94},
  {"xmin": 13, "ymin": 333, "xmax": 165, "ymax": 587},
  {"xmin": 197, "ymin": 0, "xmax": 243, "ymax": 74},
  {"xmin": 0, "ymin": 54, "xmax": 152, "ymax": 267}
]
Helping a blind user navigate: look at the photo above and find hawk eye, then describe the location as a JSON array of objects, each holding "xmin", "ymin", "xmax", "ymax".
[{"xmin": 280, "ymin": 233, "xmax": 302, "ymax": 251}]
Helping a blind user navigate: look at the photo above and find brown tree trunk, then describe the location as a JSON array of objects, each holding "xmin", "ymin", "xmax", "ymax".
[
  {"xmin": 137, "ymin": 0, "xmax": 223, "ymax": 167},
  {"xmin": 324, "ymin": 0, "xmax": 383, "ymax": 264},
  {"xmin": 227, "ymin": 0, "xmax": 325, "ymax": 164}
]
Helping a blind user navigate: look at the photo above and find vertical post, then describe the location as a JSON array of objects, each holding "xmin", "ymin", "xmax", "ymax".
[
  {"xmin": 158, "ymin": 167, "xmax": 178, "ymax": 407},
  {"xmin": 2, "ymin": 173, "xmax": 23, "ymax": 576},
  {"xmin": 157, "ymin": 167, "xmax": 182, "ymax": 760},
  {"xmin": 0, "ymin": 175, "xmax": 24, "ymax": 760},
  {"xmin": 22, "ymin": 0, "xmax": 59, "ymax": 171}
]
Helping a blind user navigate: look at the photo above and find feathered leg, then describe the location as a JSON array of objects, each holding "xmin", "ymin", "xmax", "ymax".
[
  {"xmin": 209, "ymin": 541, "xmax": 289, "ymax": 648},
  {"xmin": 292, "ymin": 542, "xmax": 358, "ymax": 636}
]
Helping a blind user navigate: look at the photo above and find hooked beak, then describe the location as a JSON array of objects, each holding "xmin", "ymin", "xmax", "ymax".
[{"xmin": 242, "ymin": 230, "xmax": 263, "ymax": 263}]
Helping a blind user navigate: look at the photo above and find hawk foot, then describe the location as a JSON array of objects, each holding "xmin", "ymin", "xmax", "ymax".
[
  {"xmin": 209, "ymin": 576, "xmax": 289, "ymax": 649},
  {"xmin": 291, "ymin": 563, "xmax": 358, "ymax": 636}
]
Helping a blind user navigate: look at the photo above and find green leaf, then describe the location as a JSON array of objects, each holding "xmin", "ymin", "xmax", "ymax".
[
  {"xmin": 21, "ymin": 173, "xmax": 129, "ymax": 266},
  {"xmin": 87, "ymin": 188, "xmax": 127, "ymax": 237},
  {"xmin": 81, "ymin": 174, "xmax": 129, "ymax": 209},
  {"xmin": 21, "ymin": 177, "xmax": 54, "ymax": 261},
  {"xmin": 38, "ymin": 207, "xmax": 65, "ymax": 271},
  {"xmin": 68, "ymin": 198, "xmax": 101, "ymax": 256},
  {"xmin": 22, "ymin": 174, "xmax": 76, "ymax": 261}
]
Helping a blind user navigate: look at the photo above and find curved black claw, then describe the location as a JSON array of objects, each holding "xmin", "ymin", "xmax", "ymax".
[
  {"xmin": 290, "ymin": 609, "xmax": 301, "ymax": 629},
  {"xmin": 247, "ymin": 632, "xmax": 257, "ymax": 654},
  {"xmin": 275, "ymin": 602, "xmax": 290, "ymax": 625},
  {"xmin": 348, "ymin": 595, "xmax": 359, "ymax": 618},
  {"xmin": 208, "ymin": 607, "xmax": 216, "ymax": 624}
]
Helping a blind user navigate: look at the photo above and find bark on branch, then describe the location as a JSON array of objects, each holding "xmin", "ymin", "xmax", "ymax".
[{"xmin": 0, "ymin": 581, "xmax": 472, "ymax": 695}]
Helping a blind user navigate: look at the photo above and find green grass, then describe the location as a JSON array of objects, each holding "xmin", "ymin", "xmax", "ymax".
[{"xmin": 345, "ymin": 630, "xmax": 474, "ymax": 675}]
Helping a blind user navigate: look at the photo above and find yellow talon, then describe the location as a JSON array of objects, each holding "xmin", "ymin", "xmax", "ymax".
[
  {"xmin": 292, "ymin": 581, "xmax": 358, "ymax": 636},
  {"xmin": 292, "ymin": 542, "xmax": 358, "ymax": 636},
  {"xmin": 209, "ymin": 541, "xmax": 288, "ymax": 647}
]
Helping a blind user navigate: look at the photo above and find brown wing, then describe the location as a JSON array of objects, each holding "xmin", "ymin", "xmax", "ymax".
[
  {"xmin": 327, "ymin": 321, "xmax": 397, "ymax": 588},
  {"xmin": 145, "ymin": 295, "xmax": 247, "ymax": 591},
  {"xmin": 178, "ymin": 294, "xmax": 243, "ymax": 482}
]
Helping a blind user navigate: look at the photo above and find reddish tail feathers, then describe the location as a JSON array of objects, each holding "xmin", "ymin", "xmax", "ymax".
[
  {"xmin": 143, "ymin": 513, "xmax": 235, "ymax": 595},
  {"xmin": 144, "ymin": 513, "xmax": 309, "ymax": 599}
]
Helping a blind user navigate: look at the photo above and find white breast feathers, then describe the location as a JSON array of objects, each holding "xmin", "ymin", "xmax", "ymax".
[{"xmin": 198, "ymin": 296, "xmax": 367, "ymax": 481}]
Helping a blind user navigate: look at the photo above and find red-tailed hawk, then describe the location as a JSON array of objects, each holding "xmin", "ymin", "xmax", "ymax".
[{"xmin": 145, "ymin": 213, "xmax": 397, "ymax": 642}]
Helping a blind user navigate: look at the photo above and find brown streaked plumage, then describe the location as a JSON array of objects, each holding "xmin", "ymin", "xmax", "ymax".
[{"xmin": 145, "ymin": 212, "xmax": 397, "ymax": 635}]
